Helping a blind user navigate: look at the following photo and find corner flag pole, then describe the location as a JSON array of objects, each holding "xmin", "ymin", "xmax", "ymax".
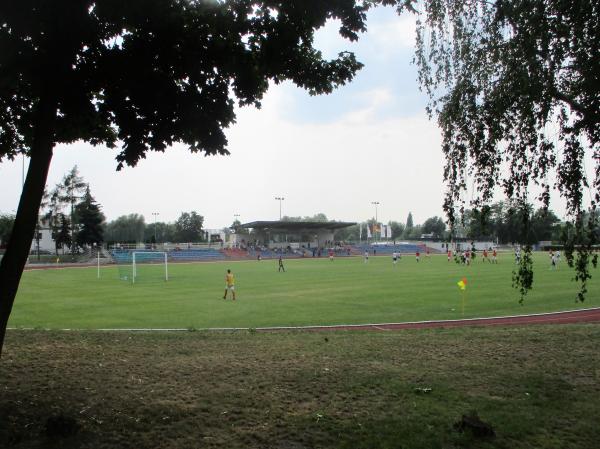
[{"xmin": 457, "ymin": 277, "xmax": 467, "ymax": 316}]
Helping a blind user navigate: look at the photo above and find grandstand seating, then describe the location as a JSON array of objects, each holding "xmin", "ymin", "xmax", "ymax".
[
  {"xmin": 247, "ymin": 248, "xmax": 275, "ymax": 259},
  {"xmin": 109, "ymin": 243, "xmax": 437, "ymax": 264},
  {"xmin": 169, "ymin": 249, "xmax": 222, "ymax": 261},
  {"xmin": 110, "ymin": 248, "xmax": 223, "ymax": 264},
  {"xmin": 110, "ymin": 250, "xmax": 134, "ymax": 264},
  {"xmin": 222, "ymin": 248, "xmax": 249, "ymax": 258}
]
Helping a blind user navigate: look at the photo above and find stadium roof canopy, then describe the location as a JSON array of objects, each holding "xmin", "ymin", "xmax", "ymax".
[{"xmin": 240, "ymin": 221, "xmax": 356, "ymax": 231}]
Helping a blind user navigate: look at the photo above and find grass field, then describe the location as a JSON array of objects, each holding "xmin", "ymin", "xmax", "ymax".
[
  {"xmin": 2, "ymin": 325, "xmax": 600, "ymax": 448},
  {"xmin": 9, "ymin": 252, "xmax": 599, "ymax": 329}
]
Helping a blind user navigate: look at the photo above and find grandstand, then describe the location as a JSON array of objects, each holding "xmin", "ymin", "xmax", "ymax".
[
  {"xmin": 108, "ymin": 220, "xmax": 447, "ymax": 266},
  {"xmin": 240, "ymin": 220, "xmax": 354, "ymax": 246},
  {"xmin": 169, "ymin": 248, "xmax": 222, "ymax": 261}
]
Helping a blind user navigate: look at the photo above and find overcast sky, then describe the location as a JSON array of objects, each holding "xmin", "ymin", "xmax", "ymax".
[{"xmin": 0, "ymin": 7, "xmax": 584, "ymax": 229}]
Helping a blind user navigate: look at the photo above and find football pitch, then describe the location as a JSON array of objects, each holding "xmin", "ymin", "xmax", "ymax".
[{"xmin": 9, "ymin": 252, "xmax": 599, "ymax": 330}]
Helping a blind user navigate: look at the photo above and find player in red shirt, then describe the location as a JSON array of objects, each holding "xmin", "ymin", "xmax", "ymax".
[
  {"xmin": 447, "ymin": 249, "xmax": 452, "ymax": 262},
  {"xmin": 416, "ymin": 251, "xmax": 420, "ymax": 262}
]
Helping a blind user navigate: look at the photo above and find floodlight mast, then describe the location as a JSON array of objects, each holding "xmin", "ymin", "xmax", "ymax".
[
  {"xmin": 275, "ymin": 197, "xmax": 285, "ymax": 220},
  {"xmin": 371, "ymin": 201, "xmax": 380, "ymax": 240},
  {"xmin": 152, "ymin": 212, "xmax": 159, "ymax": 243}
]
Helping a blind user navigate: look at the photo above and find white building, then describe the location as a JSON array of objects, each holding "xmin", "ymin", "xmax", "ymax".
[{"xmin": 30, "ymin": 224, "xmax": 56, "ymax": 253}]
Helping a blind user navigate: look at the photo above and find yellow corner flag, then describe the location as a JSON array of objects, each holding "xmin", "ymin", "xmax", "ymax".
[{"xmin": 457, "ymin": 277, "xmax": 467, "ymax": 290}]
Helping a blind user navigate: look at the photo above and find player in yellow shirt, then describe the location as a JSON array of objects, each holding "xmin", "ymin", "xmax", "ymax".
[{"xmin": 223, "ymin": 269, "xmax": 236, "ymax": 300}]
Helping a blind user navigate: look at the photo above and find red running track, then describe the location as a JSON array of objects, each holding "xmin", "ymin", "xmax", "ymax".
[{"xmin": 257, "ymin": 307, "xmax": 600, "ymax": 332}]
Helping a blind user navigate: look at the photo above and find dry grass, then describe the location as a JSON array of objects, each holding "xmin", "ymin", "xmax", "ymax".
[{"xmin": 1, "ymin": 325, "xmax": 600, "ymax": 448}]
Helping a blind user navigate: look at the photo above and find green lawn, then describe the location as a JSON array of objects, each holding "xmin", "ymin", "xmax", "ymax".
[{"xmin": 9, "ymin": 252, "xmax": 598, "ymax": 329}]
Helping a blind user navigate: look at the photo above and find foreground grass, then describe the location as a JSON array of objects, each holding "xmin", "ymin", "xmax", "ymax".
[
  {"xmin": 9, "ymin": 253, "xmax": 599, "ymax": 329},
  {"xmin": 1, "ymin": 325, "xmax": 600, "ymax": 448}
]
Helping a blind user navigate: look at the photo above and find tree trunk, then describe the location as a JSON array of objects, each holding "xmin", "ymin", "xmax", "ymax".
[{"xmin": 0, "ymin": 94, "xmax": 57, "ymax": 358}]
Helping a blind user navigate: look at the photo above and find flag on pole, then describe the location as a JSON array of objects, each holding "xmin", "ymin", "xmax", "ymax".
[
  {"xmin": 387, "ymin": 225, "xmax": 393, "ymax": 238},
  {"xmin": 457, "ymin": 277, "xmax": 468, "ymax": 316},
  {"xmin": 359, "ymin": 223, "xmax": 362, "ymax": 240},
  {"xmin": 367, "ymin": 224, "xmax": 372, "ymax": 238}
]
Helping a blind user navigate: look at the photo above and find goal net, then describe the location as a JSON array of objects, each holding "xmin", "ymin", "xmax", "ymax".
[
  {"xmin": 133, "ymin": 251, "xmax": 168, "ymax": 283},
  {"xmin": 111, "ymin": 251, "xmax": 168, "ymax": 283}
]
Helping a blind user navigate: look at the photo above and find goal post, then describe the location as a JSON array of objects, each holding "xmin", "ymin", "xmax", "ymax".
[{"xmin": 132, "ymin": 251, "xmax": 169, "ymax": 283}]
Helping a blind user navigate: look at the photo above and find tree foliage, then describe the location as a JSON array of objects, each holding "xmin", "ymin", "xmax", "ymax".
[
  {"xmin": 0, "ymin": 214, "xmax": 15, "ymax": 248},
  {"xmin": 406, "ymin": 224, "xmax": 423, "ymax": 240},
  {"xmin": 422, "ymin": 216, "xmax": 446, "ymax": 237},
  {"xmin": 411, "ymin": 0, "xmax": 600, "ymax": 300},
  {"xmin": 230, "ymin": 219, "xmax": 242, "ymax": 232},
  {"xmin": 54, "ymin": 214, "xmax": 72, "ymax": 253},
  {"xmin": 41, "ymin": 166, "xmax": 90, "ymax": 254},
  {"xmin": 144, "ymin": 222, "xmax": 176, "ymax": 244},
  {"xmin": 75, "ymin": 186, "xmax": 106, "ymax": 247},
  {"xmin": 175, "ymin": 211, "xmax": 204, "ymax": 243},
  {"xmin": 334, "ymin": 223, "xmax": 360, "ymax": 241},
  {"xmin": 40, "ymin": 188, "xmax": 64, "ymax": 255},
  {"xmin": 388, "ymin": 221, "xmax": 405, "ymax": 240},
  {"xmin": 61, "ymin": 167, "xmax": 87, "ymax": 254},
  {"xmin": 405, "ymin": 212, "xmax": 414, "ymax": 229},
  {"xmin": 281, "ymin": 213, "xmax": 329, "ymax": 222},
  {"xmin": 464, "ymin": 202, "xmax": 561, "ymax": 243},
  {"xmin": 0, "ymin": 0, "xmax": 367, "ymax": 166},
  {"xmin": 105, "ymin": 214, "xmax": 145, "ymax": 244}
]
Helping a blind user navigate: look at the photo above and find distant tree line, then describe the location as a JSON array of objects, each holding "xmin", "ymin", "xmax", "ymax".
[
  {"xmin": 281, "ymin": 213, "xmax": 329, "ymax": 223},
  {"xmin": 101, "ymin": 211, "xmax": 207, "ymax": 246},
  {"xmin": 332, "ymin": 204, "xmax": 574, "ymax": 245},
  {"xmin": 1, "ymin": 195, "xmax": 572, "ymax": 252},
  {"xmin": 458, "ymin": 202, "xmax": 563, "ymax": 244},
  {"xmin": 333, "ymin": 212, "xmax": 447, "ymax": 242}
]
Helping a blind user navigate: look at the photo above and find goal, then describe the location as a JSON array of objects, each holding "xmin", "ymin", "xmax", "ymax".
[{"xmin": 131, "ymin": 251, "xmax": 169, "ymax": 283}]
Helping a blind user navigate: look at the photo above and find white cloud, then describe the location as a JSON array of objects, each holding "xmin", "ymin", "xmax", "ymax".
[
  {"xmin": 341, "ymin": 88, "xmax": 393, "ymax": 123},
  {"xmin": 367, "ymin": 14, "xmax": 416, "ymax": 54}
]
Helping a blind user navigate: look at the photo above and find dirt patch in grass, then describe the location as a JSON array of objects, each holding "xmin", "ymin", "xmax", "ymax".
[{"xmin": 1, "ymin": 325, "xmax": 600, "ymax": 448}]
